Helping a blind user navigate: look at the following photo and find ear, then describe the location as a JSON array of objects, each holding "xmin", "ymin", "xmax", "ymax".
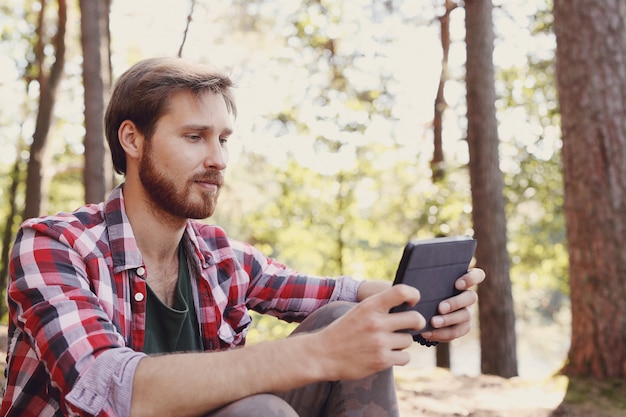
[{"xmin": 118, "ymin": 120, "xmax": 144, "ymax": 161}]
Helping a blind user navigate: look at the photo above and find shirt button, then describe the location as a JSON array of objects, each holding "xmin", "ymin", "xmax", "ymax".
[
  {"xmin": 136, "ymin": 267, "xmax": 146, "ymax": 277},
  {"xmin": 134, "ymin": 292, "xmax": 145, "ymax": 302}
]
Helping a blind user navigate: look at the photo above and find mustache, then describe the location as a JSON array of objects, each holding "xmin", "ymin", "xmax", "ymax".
[{"xmin": 191, "ymin": 171, "xmax": 224, "ymax": 186}]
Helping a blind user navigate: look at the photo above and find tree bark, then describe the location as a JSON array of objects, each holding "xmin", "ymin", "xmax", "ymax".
[
  {"xmin": 431, "ymin": 0, "xmax": 457, "ymax": 182},
  {"xmin": 0, "ymin": 156, "xmax": 22, "ymax": 319},
  {"xmin": 465, "ymin": 0, "xmax": 518, "ymax": 377},
  {"xmin": 23, "ymin": 0, "xmax": 67, "ymax": 220},
  {"xmin": 554, "ymin": 0, "xmax": 626, "ymax": 379},
  {"xmin": 432, "ymin": 0, "xmax": 458, "ymax": 367},
  {"xmin": 80, "ymin": 0, "xmax": 112, "ymax": 204}
]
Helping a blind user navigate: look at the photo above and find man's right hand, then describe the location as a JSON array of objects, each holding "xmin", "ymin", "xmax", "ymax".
[
  {"xmin": 131, "ymin": 285, "xmax": 423, "ymax": 417},
  {"xmin": 314, "ymin": 284, "xmax": 425, "ymax": 381}
]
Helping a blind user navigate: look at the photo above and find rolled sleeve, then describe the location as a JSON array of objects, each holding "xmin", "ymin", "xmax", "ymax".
[
  {"xmin": 66, "ymin": 348, "xmax": 146, "ymax": 416},
  {"xmin": 329, "ymin": 276, "xmax": 363, "ymax": 302}
]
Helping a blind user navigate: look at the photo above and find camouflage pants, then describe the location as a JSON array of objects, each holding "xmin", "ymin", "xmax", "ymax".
[{"xmin": 207, "ymin": 301, "xmax": 400, "ymax": 417}]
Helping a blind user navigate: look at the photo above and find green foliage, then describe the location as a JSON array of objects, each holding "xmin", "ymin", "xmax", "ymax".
[
  {"xmin": 246, "ymin": 311, "xmax": 297, "ymax": 345},
  {"xmin": 47, "ymin": 168, "xmax": 85, "ymax": 214},
  {"xmin": 227, "ymin": 148, "xmax": 474, "ymax": 344},
  {"xmin": 494, "ymin": 0, "xmax": 567, "ymax": 320}
]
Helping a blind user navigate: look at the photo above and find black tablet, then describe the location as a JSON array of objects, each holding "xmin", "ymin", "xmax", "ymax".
[{"xmin": 390, "ymin": 236, "xmax": 477, "ymax": 334}]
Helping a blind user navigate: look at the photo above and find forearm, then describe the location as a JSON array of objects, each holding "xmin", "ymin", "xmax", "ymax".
[
  {"xmin": 356, "ymin": 280, "xmax": 391, "ymax": 301},
  {"xmin": 131, "ymin": 284, "xmax": 425, "ymax": 417},
  {"xmin": 245, "ymin": 261, "xmax": 363, "ymax": 320},
  {"xmin": 130, "ymin": 333, "xmax": 324, "ymax": 417}
]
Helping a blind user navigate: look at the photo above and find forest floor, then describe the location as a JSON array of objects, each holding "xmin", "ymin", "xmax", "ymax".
[
  {"xmin": 395, "ymin": 366, "xmax": 626, "ymax": 417},
  {"xmin": 0, "ymin": 314, "xmax": 625, "ymax": 416},
  {"xmin": 394, "ymin": 313, "xmax": 626, "ymax": 417}
]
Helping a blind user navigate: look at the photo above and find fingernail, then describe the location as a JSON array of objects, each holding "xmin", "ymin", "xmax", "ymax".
[
  {"xmin": 439, "ymin": 302, "xmax": 450, "ymax": 314},
  {"xmin": 432, "ymin": 316, "xmax": 444, "ymax": 327}
]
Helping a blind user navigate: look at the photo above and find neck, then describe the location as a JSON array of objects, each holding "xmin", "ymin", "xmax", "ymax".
[{"xmin": 122, "ymin": 179, "xmax": 187, "ymax": 263}]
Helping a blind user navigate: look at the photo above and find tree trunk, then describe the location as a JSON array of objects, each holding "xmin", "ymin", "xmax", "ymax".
[
  {"xmin": 432, "ymin": 0, "xmax": 458, "ymax": 367},
  {"xmin": 80, "ymin": 0, "xmax": 113, "ymax": 203},
  {"xmin": 436, "ymin": 342, "xmax": 451, "ymax": 369},
  {"xmin": 431, "ymin": 0, "xmax": 457, "ymax": 183},
  {"xmin": 0, "ymin": 156, "xmax": 22, "ymax": 319},
  {"xmin": 553, "ymin": 0, "xmax": 626, "ymax": 379},
  {"xmin": 465, "ymin": 0, "xmax": 518, "ymax": 377},
  {"xmin": 23, "ymin": 0, "xmax": 68, "ymax": 220}
]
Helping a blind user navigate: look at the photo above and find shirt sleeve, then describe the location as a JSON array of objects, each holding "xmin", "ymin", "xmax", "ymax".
[
  {"xmin": 8, "ymin": 221, "xmax": 138, "ymax": 416},
  {"xmin": 234, "ymin": 241, "xmax": 363, "ymax": 321},
  {"xmin": 330, "ymin": 275, "xmax": 362, "ymax": 302},
  {"xmin": 66, "ymin": 348, "xmax": 145, "ymax": 416}
]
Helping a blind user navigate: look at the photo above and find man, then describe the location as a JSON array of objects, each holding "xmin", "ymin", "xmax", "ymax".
[{"xmin": 1, "ymin": 57, "xmax": 485, "ymax": 417}]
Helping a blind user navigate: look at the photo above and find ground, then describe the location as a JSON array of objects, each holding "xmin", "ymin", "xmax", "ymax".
[
  {"xmin": 394, "ymin": 366, "xmax": 626, "ymax": 417},
  {"xmin": 392, "ymin": 315, "xmax": 626, "ymax": 417},
  {"xmin": 395, "ymin": 367, "xmax": 565, "ymax": 417}
]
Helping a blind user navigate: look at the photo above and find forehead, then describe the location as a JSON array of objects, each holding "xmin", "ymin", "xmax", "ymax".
[{"xmin": 161, "ymin": 90, "xmax": 234, "ymax": 126}]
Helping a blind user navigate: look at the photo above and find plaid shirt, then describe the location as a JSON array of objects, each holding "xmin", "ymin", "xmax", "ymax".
[{"xmin": 1, "ymin": 185, "xmax": 361, "ymax": 417}]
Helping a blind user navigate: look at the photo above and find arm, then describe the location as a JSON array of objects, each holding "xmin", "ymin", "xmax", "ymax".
[
  {"xmin": 357, "ymin": 280, "xmax": 391, "ymax": 301},
  {"xmin": 6, "ymin": 221, "xmax": 142, "ymax": 417},
  {"xmin": 130, "ymin": 284, "xmax": 424, "ymax": 417},
  {"xmin": 232, "ymin": 239, "xmax": 360, "ymax": 321}
]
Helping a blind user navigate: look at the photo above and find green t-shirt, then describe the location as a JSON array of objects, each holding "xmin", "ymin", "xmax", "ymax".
[{"xmin": 143, "ymin": 245, "xmax": 204, "ymax": 354}]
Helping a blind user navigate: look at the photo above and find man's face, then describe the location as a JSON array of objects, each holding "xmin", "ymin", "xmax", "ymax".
[{"xmin": 139, "ymin": 90, "xmax": 233, "ymax": 220}]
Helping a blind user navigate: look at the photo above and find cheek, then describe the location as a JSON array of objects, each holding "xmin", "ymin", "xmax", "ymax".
[
  {"xmin": 163, "ymin": 147, "xmax": 194, "ymax": 169},
  {"xmin": 147, "ymin": 152, "xmax": 187, "ymax": 181},
  {"xmin": 155, "ymin": 154, "xmax": 177, "ymax": 173}
]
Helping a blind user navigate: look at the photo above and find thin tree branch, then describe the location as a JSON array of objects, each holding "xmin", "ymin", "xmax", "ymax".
[{"xmin": 178, "ymin": 0, "xmax": 197, "ymax": 57}]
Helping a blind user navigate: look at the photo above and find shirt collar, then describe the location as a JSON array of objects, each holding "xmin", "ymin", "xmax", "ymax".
[
  {"xmin": 104, "ymin": 184, "xmax": 214, "ymax": 273},
  {"xmin": 104, "ymin": 184, "xmax": 144, "ymax": 273}
]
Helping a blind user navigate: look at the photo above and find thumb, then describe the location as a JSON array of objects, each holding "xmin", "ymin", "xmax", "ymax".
[{"xmin": 365, "ymin": 284, "xmax": 420, "ymax": 312}]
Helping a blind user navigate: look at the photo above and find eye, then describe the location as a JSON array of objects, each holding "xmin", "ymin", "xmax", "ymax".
[
  {"xmin": 186, "ymin": 134, "xmax": 202, "ymax": 141},
  {"xmin": 219, "ymin": 136, "xmax": 229, "ymax": 146}
]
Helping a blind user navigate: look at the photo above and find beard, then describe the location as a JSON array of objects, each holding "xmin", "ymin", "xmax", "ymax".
[{"xmin": 139, "ymin": 144, "xmax": 223, "ymax": 220}]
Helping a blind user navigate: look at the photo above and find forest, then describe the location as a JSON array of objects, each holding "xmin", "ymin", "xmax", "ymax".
[{"xmin": 0, "ymin": 0, "xmax": 625, "ymax": 415}]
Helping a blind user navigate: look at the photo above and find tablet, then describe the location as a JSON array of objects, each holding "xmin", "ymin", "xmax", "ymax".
[{"xmin": 390, "ymin": 235, "xmax": 477, "ymax": 334}]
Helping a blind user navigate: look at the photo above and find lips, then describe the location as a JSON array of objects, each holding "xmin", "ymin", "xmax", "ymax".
[{"xmin": 192, "ymin": 172, "xmax": 224, "ymax": 189}]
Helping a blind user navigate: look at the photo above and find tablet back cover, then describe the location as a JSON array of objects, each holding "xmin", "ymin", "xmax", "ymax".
[{"xmin": 391, "ymin": 236, "xmax": 477, "ymax": 334}]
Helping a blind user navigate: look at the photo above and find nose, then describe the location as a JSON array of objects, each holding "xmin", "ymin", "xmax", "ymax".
[{"xmin": 204, "ymin": 137, "xmax": 228, "ymax": 170}]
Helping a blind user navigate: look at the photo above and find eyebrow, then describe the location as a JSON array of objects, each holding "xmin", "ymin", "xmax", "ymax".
[{"xmin": 181, "ymin": 124, "xmax": 233, "ymax": 136}]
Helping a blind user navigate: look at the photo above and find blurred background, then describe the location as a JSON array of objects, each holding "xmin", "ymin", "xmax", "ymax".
[{"xmin": 0, "ymin": 0, "xmax": 568, "ymax": 379}]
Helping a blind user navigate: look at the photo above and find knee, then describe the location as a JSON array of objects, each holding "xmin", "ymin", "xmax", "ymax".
[
  {"xmin": 294, "ymin": 301, "xmax": 356, "ymax": 334},
  {"xmin": 211, "ymin": 394, "xmax": 298, "ymax": 417}
]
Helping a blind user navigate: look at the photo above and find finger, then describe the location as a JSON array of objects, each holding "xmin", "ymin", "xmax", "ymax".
[
  {"xmin": 438, "ymin": 289, "xmax": 478, "ymax": 314},
  {"xmin": 456, "ymin": 268, "xmax": 486, "ymax": 290},
  {"xmin": 385, "ymin": 349, "xmax": 413, "ymax": 367},
  {"xmin": 386, "ymin": 331, "xmax": 416, "ymax": 352},
  {"xmin": 388, "ymin": 309, "xmax": 426, "ymax": 334},
  {"xmin": 422, "ymin": 320, "xmax": 471, "ymax": 342},
  {"xmin": 366, "ymin": 284, "xmax": 420, "ymax": 312},
  {"xmin": 431, "ymin": 306, "xmax": 471, "ymax": 329}
]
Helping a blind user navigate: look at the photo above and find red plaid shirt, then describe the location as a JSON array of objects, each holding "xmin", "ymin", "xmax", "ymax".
[{"xmin": 1, "ymin": 185, "xmax": 360, "ymax": 417}]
